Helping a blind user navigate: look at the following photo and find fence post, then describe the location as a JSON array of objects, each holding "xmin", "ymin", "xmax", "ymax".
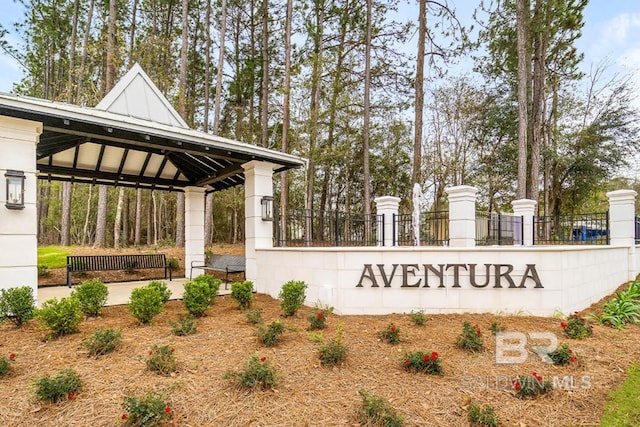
[
  {"xmin": 512, "ymin": 199, "xmax": 536, "ymax": 246},
  {"xmin": 607, "ymin": 189, "xmax": 637, "ymax": 280},
  {"xmin": 445, "ymin": 185, "xmax": 477, "ymax": 247},
  {"xmin": 374, "ymin": 196, "xmax": 400, "ymax": 247}
]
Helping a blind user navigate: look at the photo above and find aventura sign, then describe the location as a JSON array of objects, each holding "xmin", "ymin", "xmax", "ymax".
[{"xmin": 356, "ymin": 264, "xmax": 543, "ymax": 289}]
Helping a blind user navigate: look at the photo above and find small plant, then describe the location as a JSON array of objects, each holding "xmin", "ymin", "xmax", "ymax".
[
  {"xmin": 594, "ymin": 291, "xmax": 640, "ymax": 329},
  {"xmin": 0, "ymin": 353, "xmax": 16, "ymax": 377},
  {"xmin": 128, "ymin": 285, "xmax": 164, "ymax": 325},
  {"xmin": 356, "ymin": 389, "xmax": 404, "ymax": 427},
  {"xmin": 561, "ymin": 312, "xmax": 593, "ymax": 339},
  {"xmin": 33, "ymin": 368, "xmax": 81, "ymax": 403},
  {"xmin": 170, "ymin": 315, "xmax": 197, "ymax": 336},
  {"xmin": 166, "ymin": 257, "xmax": 180, "ymax": 272},
  {"xmin": 546, "ymin": 343, "xmax": 577, "ymax": 366},
  {"xmin": 122, "ymin": 392, "xmax": 172, "ymax": 427},
  {"xmin": 192, "ymin": 274, "xmax": 221, "ymax": 299},
  {"xmin": 403, "ymin": 351, "xmax": 443, "ymax": 375},
  {"xmin": 82, "ymin": 328, "xmax": 122, "ymax": 356},
  {"xmin": 256, "ymin": 320, "xmax": 286, "ymax": 347},
  {"xmin": 0, "ymin": 286, "xmax": 36, "ymax": 327},
  {"xmin": 308, "ymin": 307, "xmax": 332, "ymax": 330},
  {"xmin": 37, "ymin": 297, "xmax": 84, "ymax": 338},
  {"xmin": 182, "ymin": 279, "xmax": 215, "ymax": 317},
  {"xmin": 457, "ymin": 322, "xmax": 484, "ymax": 352},
  {"xmin": 146, "ymin": 344, "xmax": 178, "ymax": 375},
  {"xmin": 38, "ymin": 265, "xmax": 50, "ymax": 277},
  {"xmin": 224, "ymin": 355, "xmax": 278, "ymax": 390},
  {"xmin": 246, "ymin": 309, "xmax": 263, "ymax": 325},
  {"xmin": 147, "ymin": 280, "xmax": 172, "ymax": 304},
  {"xmin": 319, "ymin": 322, "xmax": 348, "ymax": 366},
  {"xmin": 467, "ymin": 402, "xmax": 498, "ymax": 427},
  {"xmin": 489, "ymin": 319, "xmax": 505, "ymax": 335},
  {"xmin": 408, "ymin": 310, "xmax": 428, "ymax": 326},
  {"xmin": 278, "ymin": 280, "xmax": 307, "ymax": 316},
  {"xmin": 309, "ymin": 331, "xmax": 324, "ymax": 343},
  {"xmin": 231, "ymin": 280, "xmax": 254, "ymax": 310},
  {"xmin": 378, "ymin": 322, "xmax": 400, "ymax": 345},
  {"xmin": 71, "ymin": 279, "xmax": 109, "ymax": 317},
  {"xmin": 512, "ymin": 372, "xmax": 553, "ymax": 398}
]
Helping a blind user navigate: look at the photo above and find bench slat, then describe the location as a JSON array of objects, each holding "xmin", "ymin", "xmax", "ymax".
[{"xmin": 67, "ymin": 254, "xmax": 170, "ymax": 287}]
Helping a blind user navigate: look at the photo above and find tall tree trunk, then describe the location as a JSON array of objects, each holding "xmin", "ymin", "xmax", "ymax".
[
  {"xmin": 106, "ymin": 0, "xmax": 117, "ymax": 92},
  {"xmin": 260, "ymin": 0, "xmax": 269, "ymax": 147},
  {"xmin": 515, "ymin": 0, "xmax": 530, "ymax": 199},
  {"xmin": 279, "ymin": 0, "xmax": 293, "ymax": 241},
  {"xmin": 61, "ymin": 182, "xmax": 72, "ymax": 246},
  {"xmin": 146, "ymin": 192, "xmax": 152, "ymax": 244},
  {"xmin": 128, "ymin": 0, "xmax": 138, "ymax": 65},
  {"xmin": 176, "ymin": 193, "xmax": 185, "ymax": 246},
  {"xmin": 175, "ymin": 0, "xmax": 189, "ymax": 248},
  {"xmin": 152, "ymin": 191, "xmax": 158, "ymax": 245},
  {"xmin": 213, "ymin": 0, "xmax": 227, "ymax": 134},
  {"xmin": 81, "ymin": 184, "xmax": 93, "ymax": 246},
  {"xmin": 203, "ymin": 0, "xmax": 212, "ymax": 132},
  {"xmin": 67, "ymin": 0, "xmax": 80, "ymax": 102},
  {"xmin": 135, "ymin": 188, "xmax": 142, "ymax": 245},
  {"xmin": 413, "ymin": 0, "xmax": 426, "ymax": 187},
  {"xmin": 122, "ymin": 190, "xmax": 129, "ymax": 245},
  {"xmin": 76, "ymin": 0, "xmax": 94, "ymax": 102},
  {"xmin": 363, "ymin": 0, "xmax": 372, "ymax": 236},
  {"xmin": 114, "ymin": 187, "xmax": 124, "ymax": 249},
  {"xmin": 94, "ymin": 185, "xmax": 108, "ymax": 248}
]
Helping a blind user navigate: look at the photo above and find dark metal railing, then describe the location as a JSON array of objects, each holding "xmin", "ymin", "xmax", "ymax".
[
  {"xmin": 274, "ymin": 208, "xmax": 383, "ymax": 247},
  {"xmin": 635, "ymin": 214, "xmax": 640, "ymax": 244},
  {"xmin": 476, "ymin": 212, "xmax": 523, "ymax": 246},
  {"xmin": 534, "ymin": 212, "xmax": 609, "ymax": 245},
  {"xmin": 393, "ymin": 211, "xmax": 449, "ymax": 246}
]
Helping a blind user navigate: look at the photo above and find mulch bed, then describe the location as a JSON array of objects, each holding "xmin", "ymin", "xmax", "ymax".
[{"xmin": 1, "ymin": 286, "xmax": 639, "ymax": 426}]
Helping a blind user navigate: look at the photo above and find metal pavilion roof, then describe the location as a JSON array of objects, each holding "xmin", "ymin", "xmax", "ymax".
[{"xmin": 0, "ymin": 65, "xmax": 305, "ymax": 192}]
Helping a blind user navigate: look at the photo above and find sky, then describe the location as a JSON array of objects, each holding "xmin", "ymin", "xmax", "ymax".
[{"xmin": 0, "ymin": 1, "xmax": 639, "ymax": 97}]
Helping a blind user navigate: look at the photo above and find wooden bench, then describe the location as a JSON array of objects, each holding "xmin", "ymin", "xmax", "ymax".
[
  {"xmin": 190, "ymin": 255, "xmax": 246, "ymax": 286},
  {"xmin": 66, "ymin": 254, "xmax": 171, "ymax": 287}
]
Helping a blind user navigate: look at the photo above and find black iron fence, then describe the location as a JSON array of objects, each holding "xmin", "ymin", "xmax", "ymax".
[
  {"xmin": 635, "ymin": 214, "xmax": 640, "ymax": 244},
  {"xmin": 274, "ymin": 208, "xmax": 383, "ymax": 247},
  {"xmin": 476, "ymin": 212, "xmax": 523, "ymax": 246},
  {"xmin": 534, "ymin": 212, "xmax": 609, "ymax": 245},
  {"xmin": 393, "ymin": 211, "xmax": 449, "ymax": 246}
]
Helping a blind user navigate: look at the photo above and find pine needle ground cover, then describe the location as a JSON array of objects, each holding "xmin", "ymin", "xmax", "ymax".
[{"xmin": 1, "ymin": 293, "xmax": 639, "ymax": 426}]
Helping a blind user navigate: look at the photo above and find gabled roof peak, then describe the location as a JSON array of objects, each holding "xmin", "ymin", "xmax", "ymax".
[{"xmin": 96, "ymin": 63, "xmax": 189, "ymax": 128}]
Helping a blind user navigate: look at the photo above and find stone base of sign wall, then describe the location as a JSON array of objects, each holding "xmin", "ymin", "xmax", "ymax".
[{"xmin": 254, "ymin": 246, "xmax": 632, "ymax": 316}]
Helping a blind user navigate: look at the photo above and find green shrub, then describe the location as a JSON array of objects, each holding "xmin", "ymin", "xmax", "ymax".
[
  {"xmin": 457, "ymin": 322, "xmax": 484, "ymax": 352},
  {"xmin": 307, "ymin": 310, "xmax": 327, "ymax": 330},
  {"xmin": 182, "ymin": 279, "xmax": 215, "ymax": 317},
  {"xmin": 561, "ymin": 312, "xmax": 593, "ymax": 339},
  {"xmin": 546, "ymin": 343, "xmax": 577, "ymax": 366},
  {"xmin": 38, "ymin": 265, "xmax": 50, "ymax": 277},
  {"xmin": 256, "ymin": 320, "xmax": 286, "ymax": 347},
  {"xmin": 147, "ymin": 280, "xmax": 172, "ymax": 304},
  {"xmin": 170, "ymin": 315, "xmax": 197, "ymax": 336},
  {"xmin": 378, "ymin": 322, "xmax": 400, "ymax": 345},
  {"xmin": 408, "ymin": 310, "xmax": 428, "ymax": 326},
  {"xmin": 192, "ymin": 274, "xmax": 221, "ymax": 299},
  {"xmin": 467, "ymin": 402, "xmax": 498, "ymax": 427},
  {"xmin": 231, "ymin": 281, "xmax": 254, "ymax": 310},
  {"xmin": 128, "ymin": 286, "xmax": 164, "ymax": 325},
  {"xmin": 595, "ymin": 291, "xmax": 640, "ymax": 329},
  {"xmin": 146, "ymin": 344, "xmax": 178, "ymax": 375},
  {"xmin": 82, "ymin": 328, "xmax": 122, "ymax": 356},
  {"xmin": 33, "ymin": 368, "xmax": 82, "ymax": 403},
  {"xmin": 71, "ymin": 279, "xmax": 109, "ymax": 317},
  {"xmin": 0, "ymin": 286, "xmax": 36, "ymax": 327},
  {"xmin": 403, "ymin": 351, "xmax": 443, "ymax": 375},
  {"xmin": 512, "ymin": 372, "xmax": 553, "ymax": 398},
  {"xmin": 122, "ymin": 392, "xmax": 172, "ymax": 427},
  {"xmin": 0, "ymin": 353, "xmax": 16, "ymax": 377},
  {"xmin": 246, "ymin": 309, "xmax": 263, "ymax": 325},
  {"xmin": 166, "ymin": 257, "xmax": 180, "ymax": 272},
  {"xmin": 37, "ymin": 297, "xmax": 84, "ymax": 337},
  {"xmin": 319, "ymin": 322, "xmax": 348, "ymax": 366},
  {"xmin": 224, "ymin": 355, "xmax": 278, "ymax": 390},
  {"xmin": 489, "ymin": 320, "xmax": 505, "ymax": 335},
  {"xmin": 278, "ymin": 280, "xmax": 307, "ymax": 316},
  {"xmin": 356, "ymin": 389, "xmax": 404, "ymax": 427}
]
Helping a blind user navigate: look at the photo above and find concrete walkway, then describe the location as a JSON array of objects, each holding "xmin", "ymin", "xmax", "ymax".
[{"xmin": 37, "ymin": 278, "xmax": 232, "ymax": 307}]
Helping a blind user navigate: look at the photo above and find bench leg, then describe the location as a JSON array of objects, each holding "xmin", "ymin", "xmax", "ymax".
[{"xmin": 67, "ymin": 270, "xmax": 72, "ymax": 288}]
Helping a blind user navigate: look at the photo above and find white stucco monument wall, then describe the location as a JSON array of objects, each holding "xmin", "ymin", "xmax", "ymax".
[{"xmin": 0, "ymin": 116, "xmax": 41, "ymax": 295}]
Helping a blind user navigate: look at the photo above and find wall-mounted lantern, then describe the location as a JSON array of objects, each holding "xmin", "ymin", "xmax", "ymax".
[
  {"xmin": 5, "ymin": 170, "xmax": 25, "ymax": 210},
  {"xmin": 261, "ymin": 196, "xmax": 274, "ymax": 221}
]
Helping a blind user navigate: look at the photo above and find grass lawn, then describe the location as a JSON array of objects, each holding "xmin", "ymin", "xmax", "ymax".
[
  {"xmin": 37, "ymin": 246, "xmax": 71, "ymax": 268},
  {"xmin": 601, "ymin": 363, "xmax": 640, "ymax": 426}
]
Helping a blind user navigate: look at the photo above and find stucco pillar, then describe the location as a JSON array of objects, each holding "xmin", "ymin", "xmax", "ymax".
[
  {"xmin": 184, "ymin": 186, "xmax": 205, "ymax": 279},
  {"xmin": 445, "ymin": 185, "xmax": 478, "ymax": 247},
  {"xmin": 0, "ymin": 116, "xmax": 42, "ymax": 297},
  {"xmin": 374, "ymin": 196, "xmax": 400, "ymax": 247},
  {"xmin": 607, "ymin": 189, "xmax": 637, "ymax": 280},
  {"xmin": 243, "ymin": 161, "xmax": 276, "ymax": 285},
  {"xmin": 512, "ymin": 199, "xmax": 536, "ymax": 246}
]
